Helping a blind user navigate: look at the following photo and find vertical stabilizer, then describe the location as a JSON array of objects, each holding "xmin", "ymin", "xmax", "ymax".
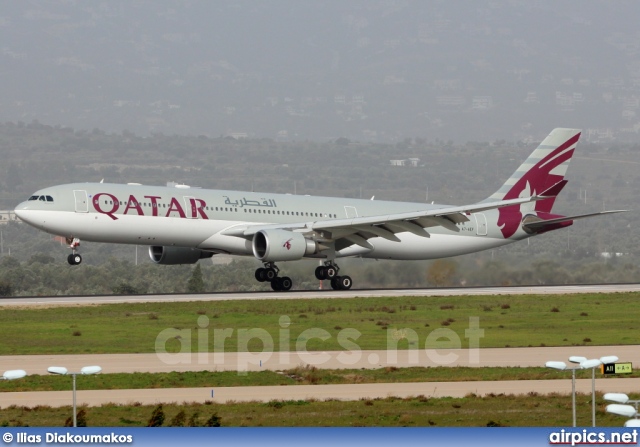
[{"xmin": 485, "ymin": 128, "xmax": 581, "ymax": 238}]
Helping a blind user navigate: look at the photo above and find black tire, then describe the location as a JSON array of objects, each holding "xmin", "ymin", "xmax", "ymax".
[
  {"xmin": 72, "ymin": 254, "xmax": 82, "ymax": 265},
  {"xmin": 339, "ymin": 275, "xmax": 352, "ymax": 290},
  {"xmin": 325, "ymin": 266, "xmax": 338, "ymax": 279},
  {"xmin": 270, "ymin": 278, "xmax": 282, "ymax": 291},
  {"xmin": 67, "ymin": 254, "xmax": 76, "ymax": 265},
  {"xmin": 255, "ymin": 268, "xmax": 267, "ymax": 282},
  {"xmin": 315, "ymin": 266, "xmax": 326, "ymax": 280},
  {"xmin": 265, "ymin": 268, "xmax": 277, "ymax": 281},
  {"xmin": 330, "ymin": 276, "xmax": 340, "ymax": 290},
  {"xmin": 280, "ymin": 276, "xmax": 293, "ymax": 291}
]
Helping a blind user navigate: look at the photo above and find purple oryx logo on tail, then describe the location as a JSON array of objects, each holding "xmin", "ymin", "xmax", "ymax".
[{"xmin": 497, "ymin": 132, "xmax": 580, "ymax": 238}]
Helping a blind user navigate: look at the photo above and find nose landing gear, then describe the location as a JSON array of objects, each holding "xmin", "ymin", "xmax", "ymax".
[{"xmin": 66, "ymin": 237, "xmax": 82, "ymax": 265}]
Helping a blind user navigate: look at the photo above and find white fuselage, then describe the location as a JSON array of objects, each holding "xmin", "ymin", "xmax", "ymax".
[{"xmin": 15, "ymin": 182, "xmax": 526, "ymax": 261}]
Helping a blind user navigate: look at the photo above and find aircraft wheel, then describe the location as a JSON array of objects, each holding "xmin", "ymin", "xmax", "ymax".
[
  {"xmin": 270, "ymin": 278, "xmax": 282, "ymax": 291},
  {"xmin": 280, "ymin": 276, "xmax": 293, "ymax": 291},
  {"xmin": 67, "ymin": 254, "xmax": 76, "ymax": 265},
  {"xmin": 330, "ymin": 276, "xmax": 340, "ymax": 290},
  {"xmin": 339, "ymin": 275, "xmax": 352, "ymax": 290},
  {"xmin": 325, "ymin": 266, "xmax": 338, "ymax": 279},
  {"xmin": 265, "ymin": 268, "xmax": 277, "ymax": 281},
  {"xmin": 73, "ymin": 254, "xmax": 83, "ymax": 265},
  {"xmin": 255, "ymin": 268, "xmax": 267, "ymax": 282},
  {"xmin": 315, "ymin": 266, "xmax": 326, "ymax": 280}
]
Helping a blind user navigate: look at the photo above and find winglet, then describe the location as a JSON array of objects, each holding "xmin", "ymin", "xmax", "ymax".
[{"xmin": 539, "ymin": 180, "xmax": 568, "ymax": 198}]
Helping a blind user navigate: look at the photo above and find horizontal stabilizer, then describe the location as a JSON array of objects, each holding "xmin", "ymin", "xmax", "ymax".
[{"xmin": 522, "ymin": 210, "xmax": 628, "ymax": 232}]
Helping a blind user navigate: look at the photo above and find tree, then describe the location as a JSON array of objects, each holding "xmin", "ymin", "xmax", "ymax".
[
  {"xmin": 147, "ymin": 404, "xmax": 165, "ymax": 427},
  {"xmin": 187, "ymin": 264, "xmax": 205, "ymax": 293},
  {"xmin": 204, "ymin": 412, "xmax": 221, "ymax": 427},
  {"xmin": 425, "ymin": 259, "xmax": 458, "ymax": 287},
  {"xmin": 187, "ymin": 412, "xmax": 201, "ymax": 427},
  {"xmin": 112, "ymin": 283, "xmax": 140, "ymax": 295},
  {"xmin": 169, "ymin": 410, "xmax": 186, "ymax": 427},
  {"xmin": 0, "ymin": 280, "xmax": 12, "ymax": 297},
  {"xmin": 64, "ymin": 409, "xmax": 87, "ymax": 427}
]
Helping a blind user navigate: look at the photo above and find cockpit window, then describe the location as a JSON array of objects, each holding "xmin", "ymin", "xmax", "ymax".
[{"xmin": 28, "ymin": 195, "xmax": 54, "ymax": 202}]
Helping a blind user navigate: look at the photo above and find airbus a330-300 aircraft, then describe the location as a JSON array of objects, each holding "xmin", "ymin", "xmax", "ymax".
[{"xmin": 15, "ymin": 128, "xmax": 624, "ymax": 291}]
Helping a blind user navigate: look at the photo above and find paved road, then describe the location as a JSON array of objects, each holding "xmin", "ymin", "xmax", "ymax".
[
  {"xmin": 1, "ymin": 284, "xmax": 639, "ymax": 307},
  {"xmin": 3, "ymin": 378, "xmax": 640, "ymax": 408},
  {"xmin": 1, "ymin": 345, "xmax": 638, "ymax": 374}
]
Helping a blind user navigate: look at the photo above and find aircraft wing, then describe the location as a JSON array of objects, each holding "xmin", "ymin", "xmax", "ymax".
[{"xmin": 221, "ymin": 195, "xmax": 548, "ymax": 250}]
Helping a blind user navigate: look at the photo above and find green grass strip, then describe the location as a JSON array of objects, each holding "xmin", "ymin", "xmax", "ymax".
[
  {"xmin": 0, "ymin": 292, "xmax": 638, "ymax": 354},
  {"xmin": 0, "ymin": 366, "xmax": 638, "ymax": 392}
]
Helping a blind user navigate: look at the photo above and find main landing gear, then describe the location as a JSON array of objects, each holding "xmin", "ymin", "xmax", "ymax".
[
  {"xmin": 66, "ymin": 237, "xmax": 82, "ymax": 265},
  {"xmin": 315, "ymin": 261, "xmax": 352, "ymax": 290},
  {"xmin": 254, "ymin": 262, "xmax": 293, "ymax": 292},
  {"xmin": 254, "ymin": 261, "xmax": 353, "ymax": 292}
]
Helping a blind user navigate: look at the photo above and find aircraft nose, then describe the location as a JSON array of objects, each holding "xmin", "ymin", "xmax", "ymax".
[{"xmin": 14, "ymin": 202, "xmax": 32, "ymax": 222}]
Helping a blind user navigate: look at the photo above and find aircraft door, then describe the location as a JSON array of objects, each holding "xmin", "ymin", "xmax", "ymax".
[
  {"xmin": 344, "ymin": 206, "xmax": 358, "ymax": 218},
  {"xmin": 183, "ymin": 196, "xmax": 197, "ymax": 219},
  {"xmin": 74, "ymin": 190, "xmax": 88, "ymax": 213},
  {"xmin": 475, "ymin": 213, "xmax": 487, "ymax": 236}
]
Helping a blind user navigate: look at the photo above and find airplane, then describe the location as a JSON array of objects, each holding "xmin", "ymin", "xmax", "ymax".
[{"xmin": 14, "ymin": 128, "xmax": 625, "ymax": 291}]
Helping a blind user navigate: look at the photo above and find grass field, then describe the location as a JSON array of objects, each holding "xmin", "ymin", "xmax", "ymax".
[
  {"xmin": 0, "ymin": 394, "xmax": 634, "ymax": 427},
  {"xmin": 1, "ymin": 292, "xmax": 638, "ymax": 355},
  {"xmin": 0, "ymin": 366, "xmax": 638, "ymax": 392},
  {"xmin": 1, "ymin": 292, "xmax": 638, "ymax": 427}
]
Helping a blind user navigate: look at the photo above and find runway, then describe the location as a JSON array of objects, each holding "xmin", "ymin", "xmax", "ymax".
[
  {"xmin": 1, "ymin": 283, "xmax": 639, "ymax": 307},
  {"xmin": 3, "ymin": 378, "xmax": 640, "ymax": 408}
]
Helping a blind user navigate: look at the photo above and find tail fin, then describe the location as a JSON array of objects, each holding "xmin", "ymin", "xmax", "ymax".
[
  {"xmin": 484, "ymin": 128, "xmax": 581, "ymax": 213},
  {"xmin": 486, "ymin": 128, "xmax": 581, "ymax": 239}
]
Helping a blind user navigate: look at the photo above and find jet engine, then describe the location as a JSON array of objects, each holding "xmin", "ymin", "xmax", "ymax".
[
  {"xmin": 252, "ymin": 229, "xmax": 318, "ymax": 262},
  {"xmin": 149, "ymin": 246, "xmax": 214, "ymax": 265}
]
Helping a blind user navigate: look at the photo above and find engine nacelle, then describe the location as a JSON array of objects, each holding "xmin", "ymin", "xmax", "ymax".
[
  {"xmin": 149, "ymin": 246, "xmax": 214, "ymax": 265},
  {"xmin": 252, "ymin": 229, "xmax": 318, "ymax": 262}
]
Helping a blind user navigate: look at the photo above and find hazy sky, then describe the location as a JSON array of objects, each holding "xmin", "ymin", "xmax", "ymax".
[{"xmin": 1, "ymin": 0, "xmax": 640, "ymax": 142}]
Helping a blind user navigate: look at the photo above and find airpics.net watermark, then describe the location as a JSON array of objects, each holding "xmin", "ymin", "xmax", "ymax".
[{"xmin": 154, "ymin": 316, "xmax": 485, "ymax": 373}]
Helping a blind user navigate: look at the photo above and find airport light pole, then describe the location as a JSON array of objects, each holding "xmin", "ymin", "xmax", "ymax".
[
  {"xmin": 546, "ymin": 360, "xmax": 580, "ymax": 427},
  {"xmin": 546, "ymin": 357, "xmax": 607, "ymax": 427},
  {"xmin": 605, "ymin": 393, "xmax": 640, "ymax": 413},
  {"xmin": 605, "ymin": 393, "xmax": 640, "ymax": 427},
  {"xmin": 48, "ymin": 366, "xmax": 101, "ymax": 427},
  {"xmin": 606, "ymin": 403, "xmax": 640, "ymax": 427},
  {"xmin": 569, "ymin": 355, "xmax": 618, "ymax": 427},
  {"xmin": 0, "ymin": 370, "xmax": 26, "ymax": 381}
]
